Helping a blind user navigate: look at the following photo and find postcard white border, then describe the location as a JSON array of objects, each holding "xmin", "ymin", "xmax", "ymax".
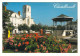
[{"xmin": 0, "ymin": 0, "xmax": 80, "ymax": 56}]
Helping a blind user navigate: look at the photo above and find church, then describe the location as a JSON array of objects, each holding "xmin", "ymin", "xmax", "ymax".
[{"xmin": 10, "ymin": 5, "xmax": 35, "ymax": 34}]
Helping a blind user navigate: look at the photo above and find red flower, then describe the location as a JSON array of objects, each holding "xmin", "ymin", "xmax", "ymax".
[
  {"xmin": 35, "ymin": 36, "xmax": 38, "ymax": 41},
  {"xmin": 25, "ymin": 41, "xmax": 29, "ymax": 45},
  {"xmin": 60, "ymin": 46, "xmax": 63, "ymax": 52},
  {"xmin": 68, "ymin": 43, "xmax": 71, "ymax": 49},
  {"xmin": 21, "ymin": 37, "xmax": 25, "ymax": 41},
  {"xmin": 30, "ymin": 33, "xmax": 32, "ymax": 36},
  {"xmin": 16, "ymin": 38, "xmax": 19, "ymax": 40},
  {"xmin": 38, "ymin": 36, "xmax": 44, "ymax": 38},
  {"xmin": 22, "ymin": 42, "xmax": 25, "ymax": 45},
  {"xmin": 18, "ymin": 43, "xmax": 21, "ymax": 47},
  {"xmin": 43, "ymin": 41, "xmax": 45, "ymax": 44},
  {"xmin": 37, "ymin": 45, "xmax": 39, "ymax": 49},
  {"xmin": 18, "ymin": 44, "xmax": 20, "ymax": 47},
  {"xmin": 35, "ymin": 33, "xmax": 39, "ymax": 36},
  {"xmin": 46, "ymin": 34, "xmax": 50, "ymax": 36},
  {"xmin": 15, "ymin": 49, "xmax": 18, "ymax": 52},
  {"xmin": 46, "ymin": 50, "xmax": 48, "ymax": 53},
  {"xmin": 43, "ymin": 46, "xmax": 46, "ymax": 50},
  {"xmin": 64, "ymin": 48, "xmax": 68, "ymax": 53},
  {"xmin": 40, "ymin": 44, "xmax": 43, "ymax": 47},
  {"xmin": 26, "ymin": 34, "xmax": 29, "ymax": 37}
]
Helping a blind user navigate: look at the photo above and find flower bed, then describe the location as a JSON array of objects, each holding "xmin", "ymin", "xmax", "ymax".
[{"xmin": 3, "ymin": 33, "xmax": 72, "ymax": 53}]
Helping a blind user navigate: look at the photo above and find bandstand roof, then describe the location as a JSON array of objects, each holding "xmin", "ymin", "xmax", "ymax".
[{"xmin": 52, "ymin": 14, "xmax": 73, "ymax": 21}]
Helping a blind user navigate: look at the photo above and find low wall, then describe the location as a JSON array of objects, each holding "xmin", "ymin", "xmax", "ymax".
[{"xmin": 53, "ymin": 30, "xmax": 64, "ymax": 36}]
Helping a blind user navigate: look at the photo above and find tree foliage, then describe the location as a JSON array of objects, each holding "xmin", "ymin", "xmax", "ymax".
[
  {"xmin": 18, "ymin": 24, "xmax": 30, "ymax": 31},
  {"xmin": 30, "ymin": 24, "xmax": 53, "ymax": 31},
  {"xmin": 3, "ymin": 2, "xmax": 14, "ymax": 30}
]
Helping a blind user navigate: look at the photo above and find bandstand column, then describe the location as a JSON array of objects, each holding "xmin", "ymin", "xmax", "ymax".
[{"xmin": 55, "ymin": 21, "xmax": 57, "ymax": 37}]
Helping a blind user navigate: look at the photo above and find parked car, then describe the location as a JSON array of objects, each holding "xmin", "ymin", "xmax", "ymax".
[{"xmin": 63, "ymin": 33, "xmax": 77, "ymax": 43}]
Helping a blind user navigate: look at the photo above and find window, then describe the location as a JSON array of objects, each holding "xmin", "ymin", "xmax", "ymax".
[
  {"xmin": 15, "ymin": 15, "xmax": 16, "ymax": 17},
  {"xmin": 15, "ymin": 30, "xmax": 16, "ymax": 33},
  {"xmin": 28, "ymin": 8, "xmax": 29, "ymax": 12},
  {"xmin": 28, "ymin": 19, "xmax": 29, "ymax": 25}
]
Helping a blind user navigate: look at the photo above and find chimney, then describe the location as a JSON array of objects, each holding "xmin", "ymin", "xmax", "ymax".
[
  {"xmin": 5, "ymin": 6, "xmax": 6, "ymax": 11},
  {"xmin": 18, "ymin": 11, "xmax": 20, "ymax": 16}
]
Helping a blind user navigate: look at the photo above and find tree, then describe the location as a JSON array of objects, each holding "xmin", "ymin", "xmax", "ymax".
[
  {"xmin": 18, "ymin": 24, "xmax": 30, "ymax": 32},
  {"xmin": 22, "ymin": 24, "xmax": 30, "ymax": 31},
  {"xmin": 3, "ymin": 2, "xmax": 14, "ymax": 30},
  {"xmin": 42, "ymin": 25, "xmax": 48, "ymax": 30},
  {"xmin": 18, "ymin": 25, "xmax": 23, "ymax": 31},
  {"xmin": 30, "ymin": 23, "xmax": 43, "ymax": 31},
  {"xmin": 30, "ymin": 24, "xmax": 38, "ymax": 31},
  {"xmin": 2, "ymin": 2, "xmax": 14, "ymax": 38}
]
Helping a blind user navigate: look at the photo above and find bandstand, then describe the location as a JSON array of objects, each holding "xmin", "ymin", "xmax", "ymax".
[{"xmin": 52, "ymin": 14, "xmax": 73, "ymax": 37}]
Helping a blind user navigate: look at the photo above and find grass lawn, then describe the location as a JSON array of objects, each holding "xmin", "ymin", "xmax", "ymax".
[{"xmin": 3, "ymin": 49, "xmax": 23, "ymax": 53}]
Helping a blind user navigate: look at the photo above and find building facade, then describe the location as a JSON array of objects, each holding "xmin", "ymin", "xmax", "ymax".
[{"xmin": 10, "ymin": 5, "xmax": 35, "ymax": 34}]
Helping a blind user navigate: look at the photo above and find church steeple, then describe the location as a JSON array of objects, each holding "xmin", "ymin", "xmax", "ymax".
[{"xmin": 23, "ymin": 5, "xmax": 31, "ymax": 19}]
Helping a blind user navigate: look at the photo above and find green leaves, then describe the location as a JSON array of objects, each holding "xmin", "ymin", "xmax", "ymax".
[
  {"xmin": 18, "ymin": 24, "xmax": 30, "ymax": 31},
  {"xmin": 3, "ymin": 34, "xmax": 71, "ymax": 53}
]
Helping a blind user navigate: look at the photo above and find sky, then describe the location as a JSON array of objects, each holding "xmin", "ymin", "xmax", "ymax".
[{"xmin": 5, "ymin": 2, "xmax": 77, "ymax": 26}]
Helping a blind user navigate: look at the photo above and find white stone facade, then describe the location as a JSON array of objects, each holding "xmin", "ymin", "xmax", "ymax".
[{"xmin": 10, "ymin": 5, "xmax": 35, "ymax": 34}]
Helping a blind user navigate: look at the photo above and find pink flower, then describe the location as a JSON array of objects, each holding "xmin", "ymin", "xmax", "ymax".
[
  {"xmin": 64, "ymin": 48, "xmax": 68, "ymax": 53},
  {"xmin": 43, "ymin": 46, "xmax": 46, "ymax": 50},
  {"xmin": 14, "ymin": 44, "xmax": 17, "ymax": 46},
  {"xmin": 8, "ymin": 38, "xmax": 12, "ymax": 40},
  {"xmin": 2, "ymin": 46, "xmax": 4, "ymax": 51},
  {"xmin": 44, "ymin": 47, "xmax": 46, "ymax": 50},
  {"xmin": 40, "ymin": 44, "xmax": 43, "ymax": 47},
  {"xmin": 10, "ymin": 40, "xmax": 14, "ymax": 42},
  {"xmin": 24, "ymin": 48, "xmax": 27, "ymax": 51},
  {"xmin": 46, "ymin": 50, "xmax": 48, "ymax": 53},
  {"xmin": 15, "ymin": 49, "xmax": 18, "ymax": 52},
  {"xmin": 68, "ymin": 43, "xmax": 71, "ymax": 49},
  {"xmin": 10, "ymin": 37, "xmax": 14, "ymax": 39},
  {"xmin": 9, "ymin": 42, "xmax": 13, "ymax": 45}
]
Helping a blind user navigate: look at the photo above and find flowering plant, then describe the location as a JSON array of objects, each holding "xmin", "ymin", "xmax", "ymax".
[{"xmin": 3, "ymin": 33, "xmax": 72, "ymax": 53}]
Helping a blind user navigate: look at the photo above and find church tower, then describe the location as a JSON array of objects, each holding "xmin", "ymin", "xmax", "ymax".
[
  {"xmin": 23, "ymin": 5, "xmax": 31, "ymax": 18},
  {"xmin": 23, "ymin": 5, "xmax": 31, "ymax": 26}
]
